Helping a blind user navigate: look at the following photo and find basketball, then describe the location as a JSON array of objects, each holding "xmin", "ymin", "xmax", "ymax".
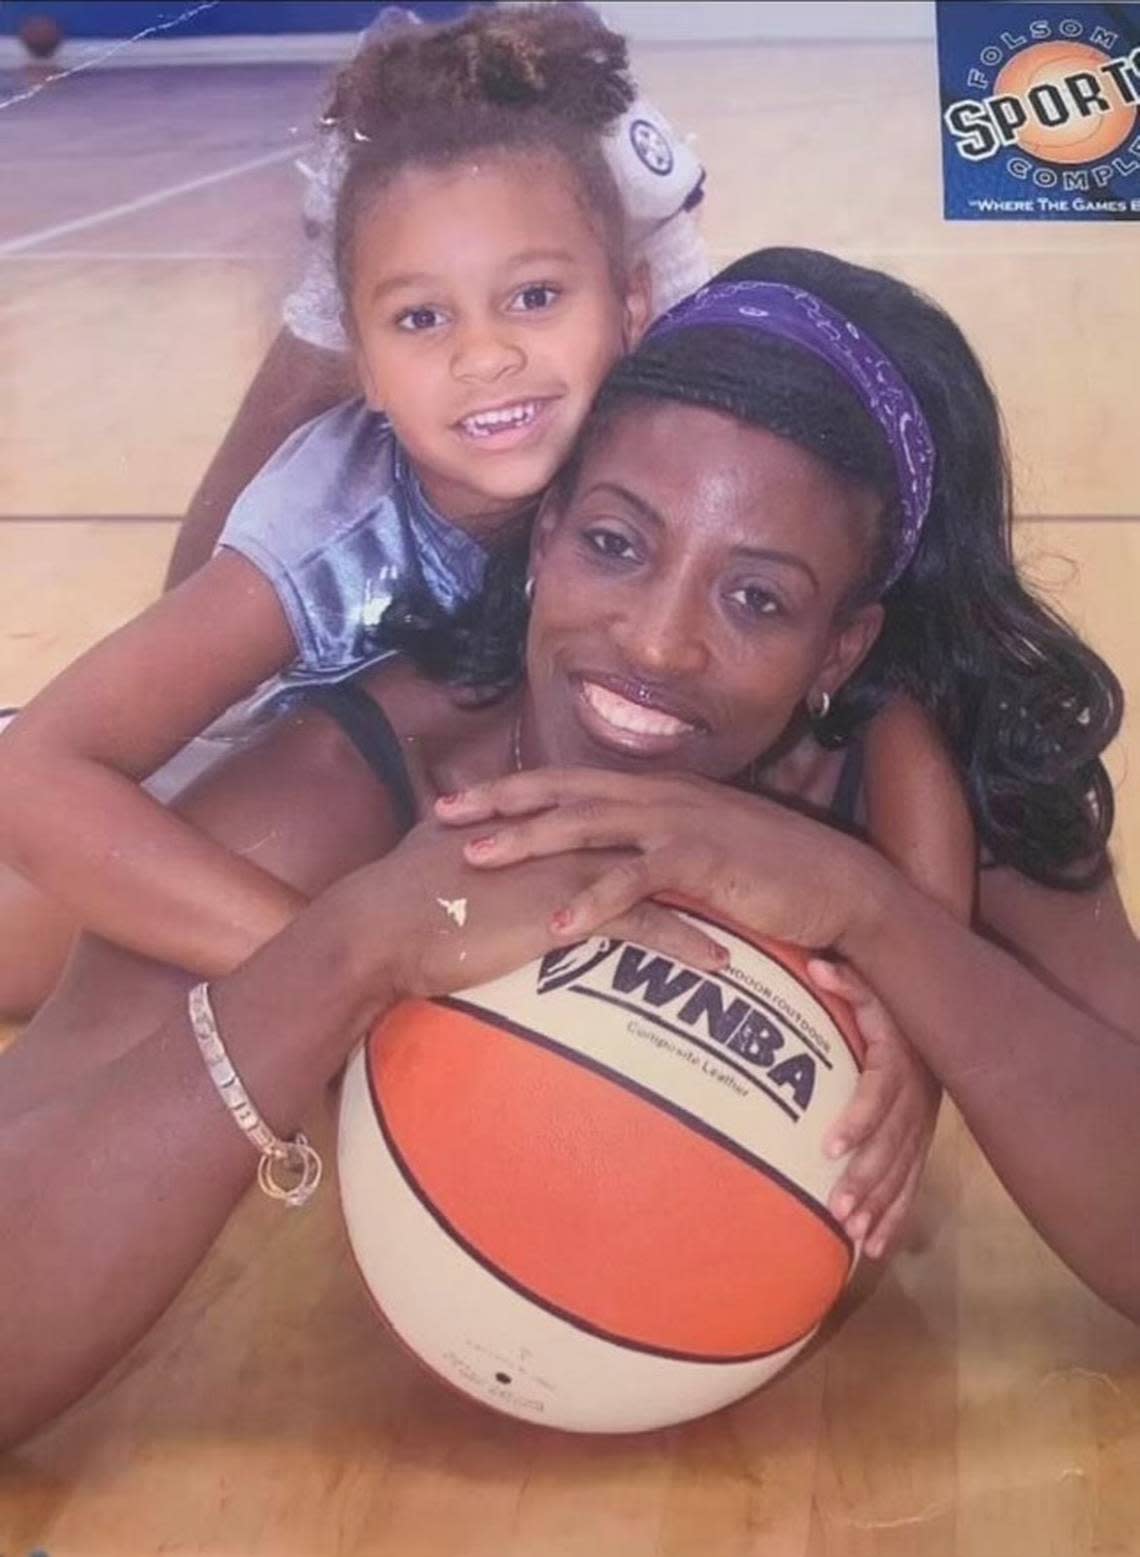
[
  {"xmin": 18, "ymin": 14, "xmax": 64, "ymax": 60},
  {"xmin": 338, "ymin": 904, "xmax": 864, "ymax": 1433}
]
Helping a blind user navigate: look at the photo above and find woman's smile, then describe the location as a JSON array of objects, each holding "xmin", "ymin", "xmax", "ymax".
[{"xmin": 574, "ymin": 674, "xmax": 703, "ymax": 758}]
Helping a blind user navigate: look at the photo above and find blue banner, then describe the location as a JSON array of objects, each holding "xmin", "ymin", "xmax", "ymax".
[{"xmin": 937, "ymin": 1, "xmax": 1140, "ymax": 219}]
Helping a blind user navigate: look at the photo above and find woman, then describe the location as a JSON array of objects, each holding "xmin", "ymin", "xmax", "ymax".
[{"xmin": 2, "ymin": 250, "xmax": 1137, "ymax": 1451}]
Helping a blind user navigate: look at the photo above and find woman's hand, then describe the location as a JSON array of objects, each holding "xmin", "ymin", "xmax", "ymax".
[
  {"xmin": 811, "ymin": 958, "xmax": 941, "ymax": 1260},
  {"xmin": 434, "ymin": 767, "xmax": 886, "ymax": 955},
  {"xmin": 332, "ymin": 810, "xmax": 731, "ymax": 1005}
]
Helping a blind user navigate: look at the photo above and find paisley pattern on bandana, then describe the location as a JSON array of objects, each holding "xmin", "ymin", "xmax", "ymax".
[{"xmin": 646, "ymin": 281, "xmax": 936, "ymax": 590}]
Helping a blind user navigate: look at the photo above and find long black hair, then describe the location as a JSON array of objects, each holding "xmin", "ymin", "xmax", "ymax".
[{"xmin": 382, "ymin": 247, "xmax": 1123, "ymax": 890}]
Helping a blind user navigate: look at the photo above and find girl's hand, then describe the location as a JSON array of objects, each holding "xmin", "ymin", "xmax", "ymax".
[
  {"xmin": 435, "ymin": 767, "xmax": 885, "ymax": 955},
  {"xmin": 810, "ymin": 958, "xmax": 941, "ymax": 1260},
  {"xmin": 335, "ymin": 812, "xmax": 730, "ymax": 1003}
]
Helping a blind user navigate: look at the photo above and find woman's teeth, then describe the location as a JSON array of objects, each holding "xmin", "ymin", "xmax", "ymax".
[
  {"xmin": 583, "ymin": 681, "xmax": 694, "ymax": 738},
  {"xmin": 460, "ymin": 402, "xmax": 540, "ymax": 438}
]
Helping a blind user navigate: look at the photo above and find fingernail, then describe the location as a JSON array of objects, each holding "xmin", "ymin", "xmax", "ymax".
[
  {"xmin": 833, "ymin": 1193, "xmax": 854, "ymax": 1219},
  {"xmin": 436, "ymin": 792, "xmax": 465, "ymax": 808},
  {"xmin": 849, "ymin": 1212, "xmax": 871, "ymax": 1240},
  {"xmin": 827, "ymin": 1137, "xmax": 849, "ymax": 1160},
  {"xmin": 465, "ymin": 834, "xmax": 498, "ymax": 857},
  {"xmin": 866, "ymin": 1238, "xmax": 885, "ymax": 1259},
  {"xmin": 550, "ymin": 908, "xmax": 577, "ymax": 933}
]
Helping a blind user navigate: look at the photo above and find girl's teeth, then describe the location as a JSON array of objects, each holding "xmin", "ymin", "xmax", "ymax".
[
  {"xmin": 583, "ymin": 681, "xmax": 693, "ymax": 738},
  {"xmin": 462, "ymin": 402, "xmax": 539, "ymax": 437}
]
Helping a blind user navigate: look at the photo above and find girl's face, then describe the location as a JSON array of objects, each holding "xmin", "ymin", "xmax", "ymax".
[
  {"xmin": 348, "ymin": 151, "xmax": 648, "ymax": 532},
  {"xmin": 526, "ymin": 401, "xmax": 885, "ymax": 779}
]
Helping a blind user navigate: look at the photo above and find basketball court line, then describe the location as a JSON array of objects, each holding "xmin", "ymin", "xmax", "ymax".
[{"xmin": 0, "ymin": 144, "xmax": 305, "ymax": 259}]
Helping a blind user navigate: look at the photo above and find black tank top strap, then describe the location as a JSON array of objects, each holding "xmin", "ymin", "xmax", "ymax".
[
  {"xmin": 830, "ymin": 737, "xmax": 865, "ymax": 828},
  {"xmin": 306, "ymin": 681, "xmax": 417, "ymax": 839}
]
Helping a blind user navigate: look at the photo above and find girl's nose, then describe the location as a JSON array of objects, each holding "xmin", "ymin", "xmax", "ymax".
[{"xmin": 451, "ymin": 321, "xmax": 526, "ymax": 385}]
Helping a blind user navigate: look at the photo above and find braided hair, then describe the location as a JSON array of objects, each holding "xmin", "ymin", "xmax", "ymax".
[
  {"xmin": 323, "ymin": 3, "xmax": 634, "ymax": 299},
  {"xmin": 386, "ymin": 246, "xmax": 1123, "ymax": 890}
]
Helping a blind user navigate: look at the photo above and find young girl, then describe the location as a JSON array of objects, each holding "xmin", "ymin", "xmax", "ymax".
[{"xmin": 0, "ymin": 3, "xmax": 687, "ymax": 997}]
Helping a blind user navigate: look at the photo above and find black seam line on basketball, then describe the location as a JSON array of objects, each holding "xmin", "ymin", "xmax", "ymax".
[
  {"xmin": 365, "ymin": 1052, "xmax": 839, "ymax": 1367},
  {"xmin": 672, "ymin": 904, "xmax": 861, "ymax": 1070},
  {"xmin": 564, "ymin": 985, "xmax": 801, "ymax": 1122},
  {"xmin": 437, "ymin": 994, "xmax": 853, "ymax": 1253}
]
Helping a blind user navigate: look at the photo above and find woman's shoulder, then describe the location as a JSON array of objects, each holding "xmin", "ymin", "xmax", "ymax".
[{"xmin": 862, "ymin": 692, "xmax": 948, "ymax": 761}]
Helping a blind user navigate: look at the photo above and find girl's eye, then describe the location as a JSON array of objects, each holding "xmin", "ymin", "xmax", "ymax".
[
  {"xmin": 396, "ymin": 306, "xmax": 446, "ymax": 332},
  {"xmin": 510, "ymin": 284, "xmax": 560, "ymax": 313},
  {"xmin": 584, "ymin": 526, "xmax": 638, "ymax": 562},
  {"xmin": 729, "ymin": 584, "xmax": 783, "ymax": 619}
]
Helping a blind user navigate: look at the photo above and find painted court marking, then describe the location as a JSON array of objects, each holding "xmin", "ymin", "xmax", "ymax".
[{"xmin": 0, "ymin": 145, "xmax": 305, "ymax": 258}]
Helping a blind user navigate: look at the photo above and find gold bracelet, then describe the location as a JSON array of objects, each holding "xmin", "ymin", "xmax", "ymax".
[{"xmin": 188, "ymin": 982, "xmax": 322, "ymax": 1208}]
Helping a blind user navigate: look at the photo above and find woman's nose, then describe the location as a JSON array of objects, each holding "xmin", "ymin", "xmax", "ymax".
[{"xmin": 611, "ymin": 586, "xmax": 709, "ymax": 679}]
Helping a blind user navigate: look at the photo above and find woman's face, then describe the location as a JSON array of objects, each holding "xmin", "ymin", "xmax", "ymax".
[{"xmin": 526, "ymin": 400, "xmax": 884, "ymax": 780}]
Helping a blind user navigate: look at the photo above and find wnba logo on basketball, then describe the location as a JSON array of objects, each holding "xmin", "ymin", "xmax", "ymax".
[
  {"xmin": 937, "ymin": 2, "xmax": 1140, "ymax": 219},
  {"xmin": 535, "ymin": 936, "xmax": 819, "ymax": 1116}
]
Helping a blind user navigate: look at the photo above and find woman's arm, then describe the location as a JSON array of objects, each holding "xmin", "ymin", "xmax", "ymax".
[
  {"xmin": 0, "ymin": 882, "xmax": 395, "ymax": 1450},
  {"xmin": 0, "ymin": 705, "xmax": 719, "ymax": 1447},
  {"xmin": 0, "ymin": 553, "xmax": 305, "ymax": 975},
  {"xmin": 843, "ymin": 867, "xmax": 1140, "ymax": 1319},
  {"xmin": 164, "ymin": 331, "xmax": 357, "ymax": 589},
  {"xmin": 821, "ymin": 699, "xmax": 975, "ymax": 1252},
  {"xmin": 438, "ymin": 768, "xmax": 1140, "ymax": 1319}
]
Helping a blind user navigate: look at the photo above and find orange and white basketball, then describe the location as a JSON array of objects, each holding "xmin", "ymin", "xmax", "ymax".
[{"xmin": 338, "ymin": 906, "xmax": 864, "ymax": 1433}]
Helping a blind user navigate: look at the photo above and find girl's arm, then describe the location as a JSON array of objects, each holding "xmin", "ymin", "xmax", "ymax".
[{"xmin": 0, "ymin": 552, "xmax": 306, "ymax": 975}]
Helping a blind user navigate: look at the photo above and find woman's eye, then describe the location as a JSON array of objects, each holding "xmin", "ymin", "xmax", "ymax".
[
  {"xmin": 730, "ymin": 584, "xmax": 782, "ymax": 618},
  {"xmin": 396, "ymin": 306, "xmax": 446, "ymax": 332},
  {"xmin": 510, "ymin": 284, "xmax": 560, "ymax": 313},
  {"xmin": 584, "ymin": 526, "xmax": 638, "ymax": 562}
]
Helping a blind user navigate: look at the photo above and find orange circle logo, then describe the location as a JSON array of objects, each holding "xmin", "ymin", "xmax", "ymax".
[{"xmin": 996, "ymin": 40, "xmax": 1137, "ymax": 163}]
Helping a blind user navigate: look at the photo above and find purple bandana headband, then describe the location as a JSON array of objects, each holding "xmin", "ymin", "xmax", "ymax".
[{"xmin": 645, "ymin": 281, "xmax": 936, "ymax": 591}]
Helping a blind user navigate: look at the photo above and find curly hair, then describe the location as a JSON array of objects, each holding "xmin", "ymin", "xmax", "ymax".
[
  {"xmin": 323, "ymin": 3, "xmax": 634, "ymax": 299},
  {"xmin": 382, "ymin": 246, "xmax": 1124, "ymax": 890}
]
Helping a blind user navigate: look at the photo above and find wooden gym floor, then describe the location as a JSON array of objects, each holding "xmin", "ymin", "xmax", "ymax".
[{"xmin": 1, "ymin": 34, "xmax": 1138, "ymax": 1557}]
